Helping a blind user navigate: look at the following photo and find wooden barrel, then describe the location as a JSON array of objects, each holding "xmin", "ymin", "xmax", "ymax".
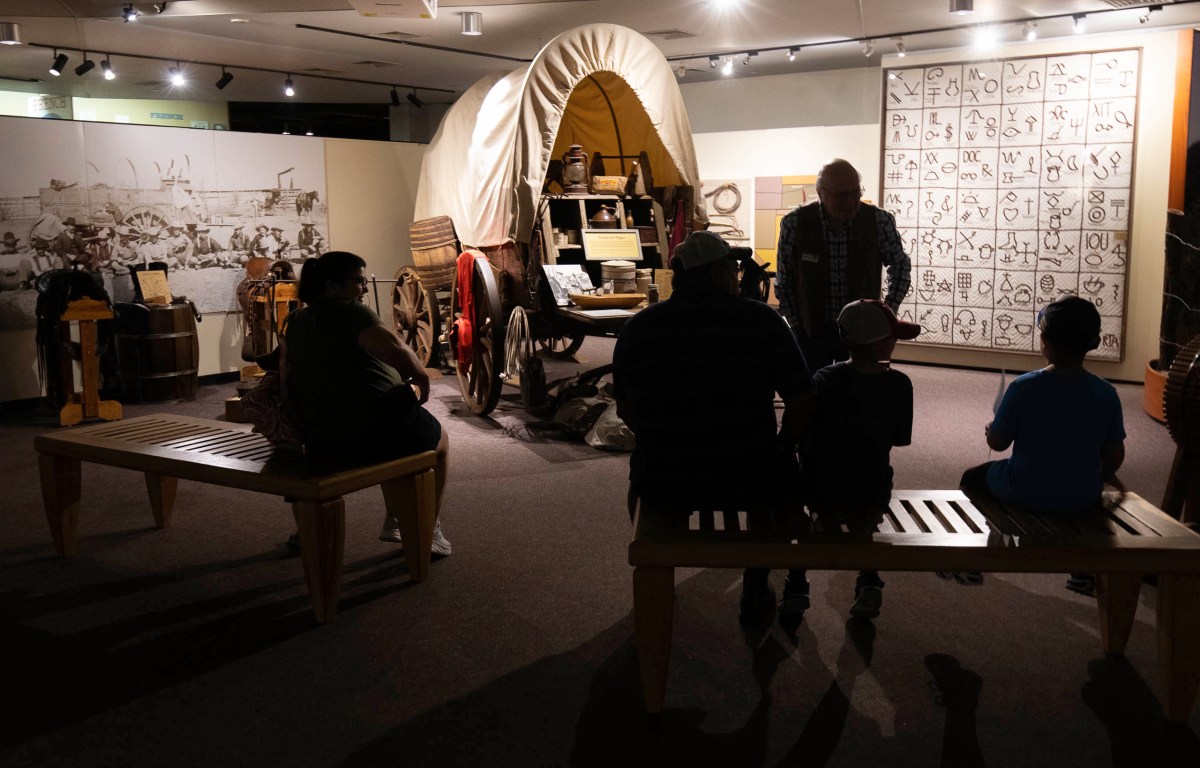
[{"xmin": 114, "ymin": 303, "xmax": 200, "ymax": 403}]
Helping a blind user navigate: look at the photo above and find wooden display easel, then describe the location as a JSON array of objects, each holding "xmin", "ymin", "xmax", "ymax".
[{"xmin": 59, "ymin": 298, "xmax": 122, "ymax": 426}]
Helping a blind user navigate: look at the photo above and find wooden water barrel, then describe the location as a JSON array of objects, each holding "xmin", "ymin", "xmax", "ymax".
[{"xmin": 114, "ymin": 303, "xmax": 200, "ymax": 403}]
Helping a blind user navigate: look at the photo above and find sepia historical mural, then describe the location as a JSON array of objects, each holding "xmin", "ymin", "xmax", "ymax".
[{"xmin": 0, "ymin": 116, "xmax": 327, "ymax": 329}]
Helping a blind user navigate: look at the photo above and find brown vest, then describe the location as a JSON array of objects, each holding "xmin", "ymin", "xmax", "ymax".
[{"xmin": 785, "ymin": 201, "xmax": 882, "ymax": 336}]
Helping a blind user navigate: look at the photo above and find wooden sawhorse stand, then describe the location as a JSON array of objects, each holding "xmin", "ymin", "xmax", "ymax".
[{"xmin": 59, "ymin": 298, "xmax": 122, "ymax": 426}]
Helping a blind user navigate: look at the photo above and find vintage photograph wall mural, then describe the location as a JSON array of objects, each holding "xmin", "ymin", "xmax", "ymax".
[{"xmin": 0, "ymin": 116, "xmax": 327, "ymax": 329}]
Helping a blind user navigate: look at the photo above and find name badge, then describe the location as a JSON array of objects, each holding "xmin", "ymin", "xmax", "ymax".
[{"xmin": 800, "ymin": 252, "xmax": 819, "ymax": 263}]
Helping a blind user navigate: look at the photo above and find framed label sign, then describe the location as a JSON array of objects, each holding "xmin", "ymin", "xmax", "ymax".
[{"xmin": 581, "ymin": 229, "xmax": 643, "ymax": 262}]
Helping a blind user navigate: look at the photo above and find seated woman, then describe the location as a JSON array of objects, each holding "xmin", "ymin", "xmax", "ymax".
[{"xmin": 286, "ymin": 251, "xmax": 450, "ymax": 554}]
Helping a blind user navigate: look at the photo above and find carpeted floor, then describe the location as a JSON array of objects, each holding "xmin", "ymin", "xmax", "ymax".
[{"xmin": 1, "ymin": 342, "xmax": 1196, "ymax": 767}]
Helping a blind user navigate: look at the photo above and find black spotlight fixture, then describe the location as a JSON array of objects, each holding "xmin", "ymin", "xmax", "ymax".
[
  {"xmin": 215, "ymin": 67, "xmax": 233, "ymax": 89},
  {"xmin": 102, "ymin": 56, "xmax": 115, "ymax": 80},
  {"xmin": 390, "ymin": 86, "xmax": 401, "ymax": 107},
  {"xmin": 123, "ymin": 4, "xmax": 139, "ymax": 23},
  {"xmin": 75, "ymin": 53, "xmax": 96, "ymax": 76},
  {"xmin": 49, "ymin": 50, "xmax": 68, "ymax": 76},
  {"xmin": 406, "ymin": 89, "xmax": 423, "ymax": 108},
  {"xmin": 154, "ymin": 2, "xmax": 168, "ymax": 12},
  {"xmin": 284, "ymin": 75, "xmax": 295, "ymax": 97}
]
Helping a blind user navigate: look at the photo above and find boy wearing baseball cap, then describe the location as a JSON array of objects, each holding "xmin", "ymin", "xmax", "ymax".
[{"xmin": 787, "ymin": 299, "xmax": 921, "ymax": 623}]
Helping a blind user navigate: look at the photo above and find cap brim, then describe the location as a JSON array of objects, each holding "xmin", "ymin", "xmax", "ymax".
[{"xmin": 893, "ymin": 320, "xmax": 922, "ymax": 340}]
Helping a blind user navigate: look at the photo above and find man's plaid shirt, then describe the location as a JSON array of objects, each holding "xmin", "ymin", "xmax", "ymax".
[{"xmin": 775, "ymin": 204, "xmax": 911, "ymax": 329}]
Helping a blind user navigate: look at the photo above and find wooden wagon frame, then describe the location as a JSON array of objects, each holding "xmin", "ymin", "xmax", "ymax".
[{"xmin": 400, "ymin": 23, "xmax": 706, "ymax": 415}]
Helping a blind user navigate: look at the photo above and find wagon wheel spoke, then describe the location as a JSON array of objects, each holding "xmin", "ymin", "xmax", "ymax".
[
  {"xmin": 537, "ymin": 332, "xmax": 585, "ymax": 359},
  {"xmin": 392, "ymin": 267, "xmax": 435, "ymax": 368}
]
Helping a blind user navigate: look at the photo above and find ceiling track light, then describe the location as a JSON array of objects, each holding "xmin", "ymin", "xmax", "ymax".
[
  {"xmin": 305, "ymin": 126, "xmax": 314, "ymax": 136},
  {"xmin": 390, "ymin": 86, "xmax": 401, "ymax": 106},
  {"xmin": 862, "ymin": 40, "xmax": 875, "ymax": 58},
  {"xmin": 950, "ymin": 0, "xmax": 973, "ymax": 14},
  {"xmin": 742, "ymin": 51, "xmax": 755, "ymax": 66},
  {"xmin": 168, "ymin": 62, "xmax": 185, "ymax": 86},
  {"xmin": 154, "ymin": 2, "xmax": 168, "ymax": 12},
  {"xmin": 0, "ymin": 22, "xmax": 22, "ymax": 45},
  {"xmin": 406, "ymin": 89, "xmax": 423, "ymax": 108},
  {"xmin": 721, "ymin": 57, "xmax": 733, "ymax": 75},
  {"xmin": 101, "ymin": 57, "xmax": 115, "ymax": 80},
  {"xmin": 215, "ymin": 68, "xmax": 233, "ymax": 89},
  {"xmin": 284, "ymin": 75, "xmax": 295, "ymax": 97},
  {"xmin": 123, "ymin": 4, "xmax": 139, "ymax": 23},
  {"xmin": 1073, "ymin": 14, "xmax": 1086, "ymax": 34},
  {"xmin": 787, "ymin": 47, "xmax": 797, "ymax": 62},
  {"xmin": 894, "ymin": 38, "xmax": 906, "ymax": 57},
  {"xmin": 461, "ymin": 11, "xmax": 482, "ymax": 36},
  {"xmin": 708, "ymin": 56, "xmax": 718, "ymax": 69},
  {"xmin": 49, "ymin": 50, "xmax": 68, "ymax": 76},
  {"xmin": 75, "ymin": 53, "xmax": 96, "ymax": 76},
  {"xmin": 1023, "ymin": 21, "xmax": 1038, "ymax": 41},
  {"xmin": 1140, "ymin": 4, "xmax": 1163, "ymax": 24},
  {"xmin": 676, "ymin": 65, "xmax": 686, "ymax": 79}
]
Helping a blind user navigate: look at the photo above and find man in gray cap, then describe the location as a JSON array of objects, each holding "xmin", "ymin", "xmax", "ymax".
[{"xmin": 613, "ymin": 229, "xmax": 814, "ymax": 629}]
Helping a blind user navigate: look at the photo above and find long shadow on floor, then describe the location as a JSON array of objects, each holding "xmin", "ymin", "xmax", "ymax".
[{"xmin": 0, "ymin": 548, "xmax": 418, "ymax": 748}]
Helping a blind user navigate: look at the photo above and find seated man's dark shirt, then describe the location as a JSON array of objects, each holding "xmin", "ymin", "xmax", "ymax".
[{"xmin": 612, "ymin": 286, "xmax": 811, "ymax": 510}]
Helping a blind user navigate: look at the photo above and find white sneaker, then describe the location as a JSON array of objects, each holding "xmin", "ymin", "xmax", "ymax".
[
  {"xmin": 378, "ymin": 516, "xmax": 452, "ymax": 557},
  {"xmin": 430, "ymin": 521, "xmax": 452, "ymax": 556}
]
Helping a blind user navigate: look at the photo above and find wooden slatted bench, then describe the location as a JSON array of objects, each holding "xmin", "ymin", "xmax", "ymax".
[
  {"xmin": 35, "ymin": 414, "xmax": 439, "ymax": 624},
  {"xmin": 629, "ymin": 489, "xmax": 1200, "ymax": 722}
]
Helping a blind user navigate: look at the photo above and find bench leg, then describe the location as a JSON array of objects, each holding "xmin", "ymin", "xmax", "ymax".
[
  {"xmin": 144, "ymin": 473, "xmax": 177, "ymax": 529},
  {"xmin": 1096, "ymin": 573, "xmax": 1141, "ymax": 655},
  {"xmin": 39, "ymin": 453, "xmax": 81, "ymax": 556},
  {"xmin": 633, "ymin": 565, "xmax": 675, "ymax": 716},
  {"xmin": 1157, "ymin": 574, "xmax": 1200, "ymax": 722},
  {"xmin": 292, "ymin": 499, "xmax": 346, "ymax": 624},
  {"xmin": 380, "ymin": 469, "xmax": 438, "ymax": 583}
]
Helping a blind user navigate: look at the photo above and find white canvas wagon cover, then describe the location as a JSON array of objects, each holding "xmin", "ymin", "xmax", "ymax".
[{"xmin": 415, "ymin": 23, "xmax": 704, "ymax": 249}]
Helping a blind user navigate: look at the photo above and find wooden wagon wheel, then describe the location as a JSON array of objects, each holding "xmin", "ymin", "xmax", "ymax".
[
  {"xmin": 1162, "ymin": 334, "xmax": 1200, "ymax": 523},
  {"xmin": 537, "ymin": 332, "xmax": 585, "ymax": 359},
  {"xmin": 121, "ymin": 205, "xmax": 170, "ymax": 237},
  {"xmin": 392, "ymin": 266, "xmax": 439, "ymax": 368},
  {"xmin": 449, "ymin": 254, "xmax": 506, "ymax": 415}
]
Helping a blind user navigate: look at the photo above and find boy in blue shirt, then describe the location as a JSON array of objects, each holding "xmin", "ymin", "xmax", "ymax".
[{"xmin": 957, "ymin": 296, "xmax": 1126, "ymax": 593}]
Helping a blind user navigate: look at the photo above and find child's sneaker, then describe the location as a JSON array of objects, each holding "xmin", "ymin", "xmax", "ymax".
[
  {"xmin": 778, "ymin": 574, "xmax": 811, "ymax": 624},
  {"xmin": 1066, "ymin": 573, "xmax": 1096, "ymax": 597},
  {"xmin": 850, "ymin": 571, "xmax": 885, "ymax": 619}
]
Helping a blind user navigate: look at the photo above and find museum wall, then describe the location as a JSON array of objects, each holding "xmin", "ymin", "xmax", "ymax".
[
  {"xmin": 683, "ymin": 28, "xmax": 1180, "ymax": 384},
  {"xmin": 0, "ymin": 124, "xmax": 424, "ymax": 403}
]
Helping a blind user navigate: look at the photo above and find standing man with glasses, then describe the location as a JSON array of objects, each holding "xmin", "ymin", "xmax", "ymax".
[{"xmin": 775, "ymin": 158, "xmax": 912, "ymax": 371}]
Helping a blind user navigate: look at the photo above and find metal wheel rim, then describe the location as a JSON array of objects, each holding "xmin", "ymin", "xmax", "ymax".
[{"xmin": 450, "ymin": 256, "xmax": 505, "ymax": 415}]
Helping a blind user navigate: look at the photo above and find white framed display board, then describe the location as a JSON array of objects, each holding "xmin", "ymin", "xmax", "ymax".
[{"xmin": 880, "ymin": 49, "xmax": 1140, "ymax": 360}]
